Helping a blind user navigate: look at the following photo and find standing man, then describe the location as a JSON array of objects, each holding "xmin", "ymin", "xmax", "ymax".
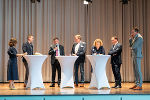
[
  {"xmin": 48, "ymin": 37, "xmax": 65, "ymax": 87},
  {"xmin": 108, "ymin": 36, "xmax": 122, "ymax": 88},
  {"xmin": 71, "ymin": 35, "xmax": 86, "ymax": 87},
  {"xmin": 22, "ymin": 34, "xmax": 34, "ymax": 87},
  {"xmin": 129, "ymin": 28, "xmax": 143, "ymax": 90}
]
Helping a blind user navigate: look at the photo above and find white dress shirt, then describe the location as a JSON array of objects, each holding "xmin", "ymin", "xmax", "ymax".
[{"xmin": 75, "ymin": 42, "xmax": 80, "ymax": 54}]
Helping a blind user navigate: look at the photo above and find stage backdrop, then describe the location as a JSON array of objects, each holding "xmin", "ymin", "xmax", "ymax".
[{"xmin": 0, "ymin": 0, "xmax": 150, "ymax": 82}]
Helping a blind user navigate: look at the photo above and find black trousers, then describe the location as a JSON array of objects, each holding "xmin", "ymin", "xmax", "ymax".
[
  {"xmin": 51, "ymin": 59, "xmax": 61, "ymax": 83},
  {"xmin": 112, "ymin": 64, "xmax": 121, "ymax": 86},
  {"xmin": 23, "ymin": 59, "xmax": 29, "ymax": 85},
  {"xmin": 74, "ymin": 61, "xmax": 84, "ymax": 85}
]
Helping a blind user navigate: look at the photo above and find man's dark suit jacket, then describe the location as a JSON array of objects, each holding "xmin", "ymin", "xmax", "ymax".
[
  {"xmin": 48, "ymin": 44, "xmax": 65, "ymax": 64},
  {"xmin": 22, "ymin": 42, "xmax": 34, "ymax": 61},
  {"xmin": 71, "ymin": 42, "xmax": 86, "ymax": 63},
  {"xmin": 108, "ymin": 43, "xmax": 122, "ymax": 65}
]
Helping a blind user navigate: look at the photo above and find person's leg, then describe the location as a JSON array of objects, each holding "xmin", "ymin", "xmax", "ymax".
[
  {"xmin": 74, "ymin": 61, "xmax": 79, "ymax": 85},
  {"xmin": 51, "ymin": 62, "xmax": 57, "ymax": 86},
  {"xmin": 23, "ymin": 60, "xmax": 29, "ymax": 85},
  {"xmin": 136, "ymin": 58, "xmax": 143, "ymax": 87},
  {"xmin": 115, "ymin": 64, "xmax": 122, "ymax": 86},
  {"xmin": 133, "ymin": 57, "xmax": 138, "ymax": 86},
  {"xmin": 112, "ymin": 64, "xmax": 117, "ymax": 86},
  {"xmin": 9, "ymin": 80, "xmax": 13, "ymax": 89},
  {"xmin": 56, "ymin": 60, "xmax": 61, "ymax": 85},
  {"xmin": 12, "ymin": 80, "xmax": 15, "ymax": 88},
  {"xmin": 80, "ymin": 62, "xmax": 84, "ymax": 83}
]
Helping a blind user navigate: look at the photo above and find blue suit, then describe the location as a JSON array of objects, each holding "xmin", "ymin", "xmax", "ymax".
[{"xmin": 129, "ymin": 33, "xmax": 143, "ymax": 87}]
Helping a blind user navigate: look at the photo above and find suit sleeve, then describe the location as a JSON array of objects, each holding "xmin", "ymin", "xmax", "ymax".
[
  {"xmin": 71, "ymin": 44, "xmax": 75, "ymax": 55},
  {"xmin": 132, "ymin": 37, "xmax": 143, "ymax": 50},
  {"xmin": 108, "ymin": 44, "xmax": 122, "ymax": 55},
  {"xmin": 129, "ymin": 38, "xmax": 133, "ymax": 47},
  {"xmin": 22, "ymin": 43, "xmax": 27, "ymax": 53},
  {"xmin": 91, "ymin": 46, "xmax": 95, "ymax": 55},
  {"xmin": 48, "ymin": 46, "xmax": 55, "ymax": 55},
  {"xmin": 76, "ymin": 43, "xmax": 86, "ymax": 56},
  {"xmin": 62, "ymin": 46, "xmax": 65, "ymax": 56}
]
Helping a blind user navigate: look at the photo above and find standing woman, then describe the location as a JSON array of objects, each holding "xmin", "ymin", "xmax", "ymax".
[
  {"xmin": 7, "ymin": 38, "xmax": 20, "ymax": 89},
  {"xmin": 91, "ymin": 39, "xmax": 105, "ymax": 55}
]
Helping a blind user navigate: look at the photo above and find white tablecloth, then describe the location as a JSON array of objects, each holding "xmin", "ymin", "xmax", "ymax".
[
  {"xmin": 23, "ymin": 55, "xmax": 48, "ymax": 89},
  {"xmin": 86, "ymin": 55, "xmax": 110, "ymax": 89},
  {"xmin": 56, "ymin": 56, "xmax": 78, "ymax": 88}
]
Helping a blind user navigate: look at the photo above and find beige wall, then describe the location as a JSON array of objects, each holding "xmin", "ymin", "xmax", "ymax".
[{"xmin": 0, "ymin": 0, "xmax": 150, "ymax": 82}]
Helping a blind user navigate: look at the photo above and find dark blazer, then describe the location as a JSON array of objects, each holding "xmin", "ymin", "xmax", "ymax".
[
  {"xmin": 71, "ymin": 42, "xmax": 86, "ymax": 63},
  {"xmin": 91, "ymin": 46, "xmax": 105, "ymax": 55},
  {"xmin": 22, "ymin": 42, "xmax": 33, "ymax": 55},
  {"xmin": 22, "ymin": 41, "xmax": 33, "ymax": 61},
  {"xmin": 48, "ymin": 44, "xmax": 65, "ymax": 64},
  {"xmin": 108, "ymin": 43, "xmax": 122, "ymax": 65}
]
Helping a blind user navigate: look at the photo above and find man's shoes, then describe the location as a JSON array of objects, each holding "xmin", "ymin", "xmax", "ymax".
[
  {"xmin": 112, "ymin": 85, "xmax": 122, "ymax": 88},
  {"xmin": 129, "ymin": 85, "xmax": 137, "ymax": 89},
  {"xmin": 49, "ymin": 83, "xmax": 55, "ymax": 87},
  {"xmin": 75, "ymin": 84, "xmax": 78, "ymax": 87},
  {"xmin": 133, "ymin": 86, "xmax": 142, "ymax": 90},
  {"xmin": 58, "ymin": 83, "xmax": 60, "ymax": 87},
  {"xmin": 80, "ymin": 83, "xmax": 84, "ymax": 87},
  {"xmin": 24, "ymin": 84, "xmax": 26, "ymax": 87}
]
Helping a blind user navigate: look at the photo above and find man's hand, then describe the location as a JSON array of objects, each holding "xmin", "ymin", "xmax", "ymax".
[
  {"xmin": 24, "ymin": 52, "xmax": 27, "ymax": 55},
  {"xmin": 72, "ymin": 54, "xmax": 77, "ymax": 56},
  {"xmin": 54, "ymin": 47, "xmax": 58, "ymax": 51}
]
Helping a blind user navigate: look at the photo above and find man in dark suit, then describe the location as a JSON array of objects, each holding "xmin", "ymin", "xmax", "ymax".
[
  {"xmin": 108, "ymin": 36, "xmax": 122, "ymax": 88},
  {"xmin": 48, "ymin": 37, "xmax": 65, "ymax": 87},
  {"xmin": 22, "ymin": 34, "xmax": 34, "ymax": 87},
  {"xmin": 71, "ymin": 35, "xmax": 86, "ymax": 87}
]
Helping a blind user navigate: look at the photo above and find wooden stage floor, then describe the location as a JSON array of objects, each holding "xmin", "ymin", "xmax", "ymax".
[{"xmin": 0, "ymin": 83, "xmax": 150, "ymax": 96}]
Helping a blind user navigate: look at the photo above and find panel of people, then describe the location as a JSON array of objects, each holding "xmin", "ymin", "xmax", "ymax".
[{"xmin": 7, "ymin": 27, "xmax": 143, "ymax": 90}]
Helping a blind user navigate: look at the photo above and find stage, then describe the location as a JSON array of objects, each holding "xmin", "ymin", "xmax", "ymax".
[{"xmin": 0, "ymin": 83, "xmax": 150, "ymax": 100}]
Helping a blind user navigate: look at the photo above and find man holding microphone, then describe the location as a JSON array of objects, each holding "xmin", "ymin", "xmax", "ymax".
[{"xmin": 48, "ymin": 37, "xmax": 65, "ymax": 87}]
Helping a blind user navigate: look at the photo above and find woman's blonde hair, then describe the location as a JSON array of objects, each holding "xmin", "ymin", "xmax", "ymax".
[{"xmin": 93, "ymin": 39, "xmax": 103, "ymax": 47}]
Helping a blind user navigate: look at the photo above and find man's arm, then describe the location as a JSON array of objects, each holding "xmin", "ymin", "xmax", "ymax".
[
  {"xmin": 129, "ymin": 38, "xmax": 133, "ymax": 47},
  {"xmin": 22, "ymin": 43, "xmax": 27, "ymax": 53},
  {"xmin": 48, "ymin": 46, "xmax": 55, "ymax": 55},
  {"xmin": 108, "ymin": 44, "xmax": 122, "ymax": 55}
]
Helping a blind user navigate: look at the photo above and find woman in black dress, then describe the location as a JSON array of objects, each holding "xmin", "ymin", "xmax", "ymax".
[
  {"xmin": 7, "ymin": 38, "xmax": 19, "ymax": 89},
  {"xmin": 91, "ymin": 39, "xmax": 105, "ymax": 55}
]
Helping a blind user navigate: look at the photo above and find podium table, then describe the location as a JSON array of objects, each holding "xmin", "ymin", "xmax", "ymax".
[
  {"xmin": 86, "ymin": 55, "xmax": 110, "ymax": 89},
  {"xmin": 56, "ymin": 56, "xmax": 78, "ymax": 88},
  {"xmin": 23, "ymin": 55, "xmax": 48, "ymax": 89}
]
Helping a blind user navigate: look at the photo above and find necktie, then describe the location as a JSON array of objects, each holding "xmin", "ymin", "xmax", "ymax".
[{"xmin": 56, "ymin": 49, "xmax": 58, "ymax": 56}]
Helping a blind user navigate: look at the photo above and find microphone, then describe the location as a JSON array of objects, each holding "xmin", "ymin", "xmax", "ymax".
[{"xmin": 55, "ymin": 44, "xmax": 58, "ymax": 47}]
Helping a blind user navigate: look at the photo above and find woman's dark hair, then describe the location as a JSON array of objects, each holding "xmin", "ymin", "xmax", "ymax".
[{"xmin": 8, "ymin": 38, "xmax": 17, "ymax": 47}]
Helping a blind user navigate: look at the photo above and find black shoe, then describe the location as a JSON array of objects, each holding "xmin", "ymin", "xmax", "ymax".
[
  {"xmin": 49, "ymin": 83, "xmax": 55, "ymax": 87},
  {"xmin": 112, "ymin": 85, "xmax": 122, "ymax": 88},
  {"xmin": 58, "ymin": 83, "xmax": 60, "ymax": 87},
  {"xmin": 80, "ymin": 83, "xmax": 84, "ymax": 87}
]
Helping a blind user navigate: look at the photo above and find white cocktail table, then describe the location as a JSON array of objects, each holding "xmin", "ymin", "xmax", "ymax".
[
  {"xmin": 86, "ymin": 55, "xmax": 110, "ymax": 89},
  {"xmin": 56, "ymin": 56, "xmax": 78, "ymax": 88},
  {"xmin": 23, "ymin": 55, "xmax": 47, "ymax": 89}
]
